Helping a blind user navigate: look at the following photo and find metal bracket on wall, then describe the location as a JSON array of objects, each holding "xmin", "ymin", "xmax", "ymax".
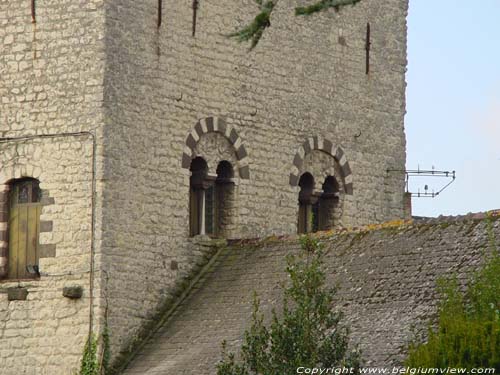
[
  {"xmin": 365, "ymin": 23, "xmax": 370, "ymax": 74},
  {"xmin": 31, "ymin": 0, "xmax": 36, "ymax": 23},
  {"xmin": 192, "ymin": 0, "xmax": 199, "ymax": 37},
  {"xmin": 387, "ymin": 168, "xmax": 456, "ymax": 198},
  {"xmin": 157, "ymin": 0, "xmax": 162, "ymax": 28}
]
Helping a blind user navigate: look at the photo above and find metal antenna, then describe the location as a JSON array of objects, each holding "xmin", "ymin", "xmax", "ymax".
[{"xmin": 387, "ymin": 168, "xmax": 456, "ymax": 198}]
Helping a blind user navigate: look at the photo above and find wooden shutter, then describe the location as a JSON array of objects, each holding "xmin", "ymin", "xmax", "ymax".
[{"xmin": 8, "ymin": 180, "xmax": 41, "ymax": 279}]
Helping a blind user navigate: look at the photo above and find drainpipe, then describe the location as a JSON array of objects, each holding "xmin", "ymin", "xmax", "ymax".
[{"xmin": 0, "ymin": 132, "xmax": 98, "ymax": 340}]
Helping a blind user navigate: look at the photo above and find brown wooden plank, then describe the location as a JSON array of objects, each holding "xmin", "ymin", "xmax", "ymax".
[
  {"xmin": 17, "ymin": 205, "xmax": 28, "ymax": 279},
  {"xmin": 8, "ymin": 206, "xmax": 19, "ymax": 279},
  {"xmin": 26, "ymin": 206, "xmax": 38, "ymax": 274},
  {"xmin": 36, "ymin": 205, "xmax": 41, "ymax": 264}
]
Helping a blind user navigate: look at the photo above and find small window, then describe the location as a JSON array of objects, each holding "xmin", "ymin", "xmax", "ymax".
[
  {"xmin": 298, "ymin": 174, "xmax": 340, "ymax": 234},
  {"xmin": 8, "ymin": 178, "xmax": 42, "ymax": 279},
  {"xmin": 214, "ymin": 161, "xmax": 234, "ymax": 238},
  {"xmin": 298, "ymin": 173, "xmax": 315, "ymax": 234},
  {"xmin": 316, "ymin": 176, "xmax": 339, "ymax": 231},
  {"xmin": 189, "ymin": 158, "xmax": 235, "ymax": 238},
  {"xmin": 189, "ymin": 157, "xmax": 209, "ymax": 236}
]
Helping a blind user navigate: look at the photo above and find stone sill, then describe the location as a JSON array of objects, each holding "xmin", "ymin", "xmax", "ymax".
[{"xmin": 0, "ymin": 278, "xmax": 40, "ymax": 289}]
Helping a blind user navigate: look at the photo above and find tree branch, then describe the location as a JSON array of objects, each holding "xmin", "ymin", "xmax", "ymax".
[
  {"xmin": 295, "ymin": 0, "xmax": 361, "ymax": 16},
  {"xmin": 228, "ymin": 0, "xmax": 276, "ymax": 50}
]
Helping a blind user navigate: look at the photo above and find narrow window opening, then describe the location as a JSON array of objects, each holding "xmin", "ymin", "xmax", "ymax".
[
  {"xmin": 189, "ymin": 158, "xmax": 235, "ymax": 238},
  {"xmin": 297, "ymin": 172, "xmax": 316, "ymax": 234},
  {"xmin": 189, "ymin": 157, "xmax": 209, "ymax": 236},
  {"xmin": 298, "ymin": 174, "xmax": 340, "ymax": 234},
  {"xmin": 214, "ymin": 161, "xmax": 234, "ymax": 238},
  {"xmin": 317, "ymin": 176, "xmax": 340, "ymax": 231},
  {"xmin": 8, "ymin": 178, "xmax": 42, "ymax": 279}
]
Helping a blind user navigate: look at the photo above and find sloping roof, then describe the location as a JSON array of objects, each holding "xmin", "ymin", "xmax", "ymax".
[{"xmin": 122, "ymin": 216, "xmax": 499, "ymax": 374}]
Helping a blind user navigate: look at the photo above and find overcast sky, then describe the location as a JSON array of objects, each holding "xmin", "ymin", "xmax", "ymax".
[{"xmin": 405, "ymin": 0, "xmax": 500, "ymax": 217}]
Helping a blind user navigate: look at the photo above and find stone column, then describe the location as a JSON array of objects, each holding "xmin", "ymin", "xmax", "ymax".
[{"xmin": 200, "ymin": 190, "xmax": 206, "ymax": 236}]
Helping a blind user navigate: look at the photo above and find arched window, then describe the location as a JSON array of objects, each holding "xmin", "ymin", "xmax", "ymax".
[
  {"xmin": 298, "ymin": 174, "xmax": 340, "ymax": 234},
  {"xmin": 189, "ymin": 157, "xmax": 211, "ymax": 236},
  {"xmin": 215, "ymin": 161, "xmax": 234, "ymax": 238},
  {"xmin": 316, "ymin": 176, "xmax": 340, "ymax": 231},
  {"xmin": 298, "ymin": 173, "xmax": 316, "ymax": 234},
  {"xmin": 8, "ymin": 178, "xmax": 42, "ymax": 279},
  {"xmin": 189, "ymin": 158, "xmax": 235, "ymax": 238}
]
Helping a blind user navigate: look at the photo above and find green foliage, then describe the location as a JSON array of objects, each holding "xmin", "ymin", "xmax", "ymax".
[
  {"xmin": 406, "ymin": 253, "xmax": 500, "ymax": 369},
  {"xmin": 79, "ymin": 325, "xmax": 111, "ymax": 375},
  {"xmin": 80, "ymin": 336, "xmax": 99, "ymax": 375},
  {"xmin": 101, "ymin": 325, "xmax": 111, "ymax": 374},
  {"xmin": 230, "ymin": 0, "xmax": 362, "ymax": 49},
  {"xmin": 217, "ymin": 235, "xmax": 361, "ymax": 375},
  {"xmin": 228, "ymin": 0, "xmax": 276, "ymax": 50},
  {"xmin": 295, "ymin": 0, "xmax": 362, "ymax": 16}
]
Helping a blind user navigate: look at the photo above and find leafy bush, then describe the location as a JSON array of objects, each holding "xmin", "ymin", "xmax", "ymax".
[
  {"xmin": 217, "ymin": 236, "xmax": 360, "ymax": 375},
  {"xmin": 406, "ymin": 253, "xmax": 500, "ymax": 369}
]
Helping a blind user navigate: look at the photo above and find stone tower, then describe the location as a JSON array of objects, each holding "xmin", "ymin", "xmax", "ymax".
[{"xmin": 0, "ymin": 0, "xmax": 408, "ymax": 373}]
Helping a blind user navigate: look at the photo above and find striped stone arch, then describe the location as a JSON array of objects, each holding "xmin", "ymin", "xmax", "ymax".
[
  {"xmin": 289, "ymin": 136, "xmax": 353, "ymax": 195},
  {"xmin": 181, "ymin": 117, "xmax": 249, "ymax": 179}
]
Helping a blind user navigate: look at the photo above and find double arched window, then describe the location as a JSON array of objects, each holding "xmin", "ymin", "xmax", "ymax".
[
  {"xmin": 189, "ymin": 158, "xmax": 234, "ymax": 237},
  {"xmin": 298, "ymin": 173, "xmax": 340, "ymax": 234}
]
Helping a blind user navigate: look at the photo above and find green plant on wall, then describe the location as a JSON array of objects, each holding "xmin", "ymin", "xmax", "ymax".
[
  {"xmin": 79, "ymin": 325, "xmax": 111, "ymax": 375},
  {"xmin": 80, "ymin": 336, "xmax": 99, "ymax": 375},
  {"xmin": 101, "ymin": 325, "xmax": 111, "ymax": 373},
  {"xmin": 216, "ymin": 235, "xmax": 361, "ymax": 374},
  {"xmin": 406, "ymin": 252, "xmax": 500, "ymax": 369},
  {"xmin": 230, "ymin": 0, "xmax": 362, "ymax": 49}
]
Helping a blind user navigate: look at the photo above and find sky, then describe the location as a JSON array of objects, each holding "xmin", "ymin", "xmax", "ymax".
[{"xmin": 405, "ymin": 0, "xmax": 500, "ymax": 217}]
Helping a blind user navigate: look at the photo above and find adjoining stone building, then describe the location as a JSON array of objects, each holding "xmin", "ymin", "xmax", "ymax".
[{"xmin": 0, "ymin": 0, "xmax": 408, "ymax": 373}]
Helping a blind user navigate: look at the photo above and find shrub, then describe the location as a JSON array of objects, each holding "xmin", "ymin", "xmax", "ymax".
[
  {"xmin": 406, "ymin": 253, "xmax": 500, "ymax": 369},
  {"xmin": 217, "ymin": 236, "xmax": 361, "ymax": 375}
]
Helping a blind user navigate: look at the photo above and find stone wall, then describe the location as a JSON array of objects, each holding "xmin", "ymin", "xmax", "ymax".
[
  {"xmin": 0, "ymin": 1, "xmax": 106, "ymax": 373},
  {"xmin": 121, "ymin": 215, "xmax": 500, "ymax": 374},
  {"xmin": 101, "ymin": 0, "xmax": 408, "ymax": 361},
  {"xmin": 0, "ymin": 0, "xmax": 105, "ymax": 137},
  {"xmin": 0, "ymin": 137, "xmax": 95, "ymax": 375},
  {"xmin": 1, "ymin": 0, "xmax": 409, "ymax": 371}
]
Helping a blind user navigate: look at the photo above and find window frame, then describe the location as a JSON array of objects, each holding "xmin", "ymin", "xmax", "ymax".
[{"xmin": 5, "ymin": 178, "xmax": 42, "ymax": 281}]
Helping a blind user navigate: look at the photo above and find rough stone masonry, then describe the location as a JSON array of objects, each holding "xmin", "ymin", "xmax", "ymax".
[{"xmin": 1, "ymin": 0, "xmax": 408, "ymax": 373}]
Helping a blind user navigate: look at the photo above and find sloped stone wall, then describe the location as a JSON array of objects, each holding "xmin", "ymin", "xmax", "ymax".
[{"xmin": 121, "ymin": 215, "xmax": 500, "ymax": 373}]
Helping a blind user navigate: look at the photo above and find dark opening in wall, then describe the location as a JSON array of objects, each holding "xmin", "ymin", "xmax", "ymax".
[
  {"xmin": 189, "ymin": 158, "xmax": 235, "ymax": 238},
  {"xmin": 316, "ymin": 176, "xmax": 340, "ymax": 231},
  {"xmin": 189, "ymin": 157, "xmax": 209, "ymax": 237},
  {"xmin": 298, "ymin": 172, "xmax": 315, "ymax": 234},
  {"xmin": 215, "ymin": 161, "xmax": 235, "ymax": 238},
  {"xmin": 298, "ymin": 174, "xmax": 340, "ymax": 234}
]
